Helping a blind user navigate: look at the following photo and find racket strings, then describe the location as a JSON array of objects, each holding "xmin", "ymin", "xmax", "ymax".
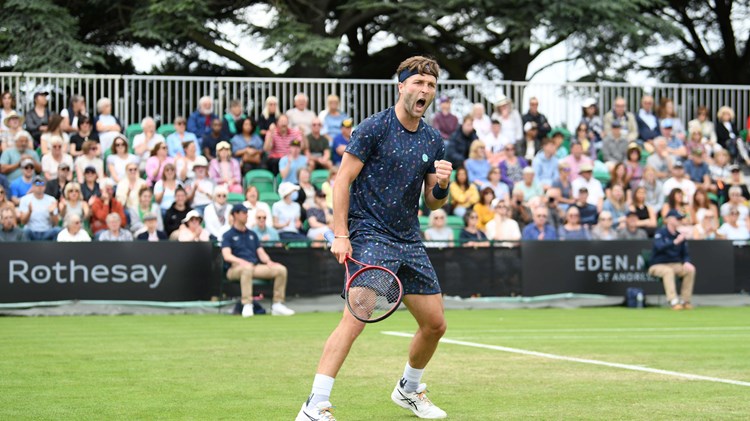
[{"xmin": 347, "ymin": 268, "xmax": 400, "ymax": 321}]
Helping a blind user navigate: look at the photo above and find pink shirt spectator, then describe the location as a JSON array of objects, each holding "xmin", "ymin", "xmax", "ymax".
[
  {"xmin": 268, "ymin": 127, "xmax": 301, "ymax": 159},
  {"xmin": 145, "ymin": 156, "xmax": 175, "ymax": 186},
  {"xmin": 562, "ymin": 154, "xmax": 593, "ymax": 181},
  {"xmin": 209, "ymin": 158, "xmax": 242, "ymax": 192}
]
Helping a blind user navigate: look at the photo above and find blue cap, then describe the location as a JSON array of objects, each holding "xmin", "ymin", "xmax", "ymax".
[
  {"xmin": 231, "ymin": 203, "xmax": 248, "ymax": 214},
  {"xmin": 661, "ymin": 118, "xmax": 673, "ymax": 128},
  {"xmin": 665, "ymin": 209, "xmax": 684, "ymax": 220}
]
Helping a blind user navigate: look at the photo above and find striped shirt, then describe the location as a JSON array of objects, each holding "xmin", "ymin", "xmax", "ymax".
[{"xmin": 268, "ymin": 127, "xmax": 301, "ymax": 159}]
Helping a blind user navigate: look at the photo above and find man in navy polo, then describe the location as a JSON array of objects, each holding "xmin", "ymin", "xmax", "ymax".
[{"xmin": 648, "ymin": 209, "xmax": 696, "ymax": 310}]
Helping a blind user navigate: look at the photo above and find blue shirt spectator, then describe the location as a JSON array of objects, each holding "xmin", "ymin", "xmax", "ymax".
[
  {"xmin": 464, "ymin": 158, "xmax": 491, "ymax": 185},
  {"xmin": 322, "ymin": 112, "xmax": 348, "ymax": 139},
  {"xmin": 0, "ymin": 133, "xmax": 39, "ymax": 182},
  {"xmin": 331, "ymin": 133, "xmax": 349, "ymax": 166},
  {"xmin": 231, "ymin": 133, "xmax": 264, "ymax": 156},
  {"xmin": 683, "ymin": 152, "xmax": 711, "ymax": 184},
  {"xmin": 166, "ymin": 131, "xmax": 199, "ymax": 157},
  {"xmin": 574, "ymin": 200, "xmax": 599, "ymax": 227},
  {"xmin": 279, "ymin": 154, "xmax": 308, "ymax": 184},
  {"xmin": 532, "ymin": 141, "xmax": 560, "ymax": 187},
  {"xmin": 9, "ymin": 176, "xmax": 32, "ymax": 200},
  {"xmin": 651, "ymin": 224, "xmax": 690, "ymax": 265},
  {"xmin": 187, "ymin": 97, "xmax": 219, "ymax": 138},
  {"xmin": 521, "ymin": 209, "xmax": 558, "ymax": 240},
  {"xmin": 222, "ymin": 225, "xmax": 261, "ymax": 267},
  {"xmin": 253, "ymin": 225, "xmax": 280, "ymax": 242}
]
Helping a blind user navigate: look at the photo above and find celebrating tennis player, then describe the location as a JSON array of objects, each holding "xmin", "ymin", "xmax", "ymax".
[{"xmin": 296, "ymin": 56, "xmax": 452, "ymax": 420}]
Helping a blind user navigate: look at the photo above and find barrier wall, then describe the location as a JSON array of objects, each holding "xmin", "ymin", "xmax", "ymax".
[{"xmin": 0, "ymin": 241, "xmax": 745, "ymax": 303}]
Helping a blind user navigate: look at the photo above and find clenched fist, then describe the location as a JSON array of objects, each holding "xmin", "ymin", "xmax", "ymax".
[{"xmin": 434, "ymin": 160, "xmax": 452, "ymax": 188}]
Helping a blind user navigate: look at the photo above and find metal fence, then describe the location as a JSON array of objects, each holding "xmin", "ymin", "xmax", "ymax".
[{"xmin": 0, "ymin": 72, "xmax": 747, "ymax": 132}]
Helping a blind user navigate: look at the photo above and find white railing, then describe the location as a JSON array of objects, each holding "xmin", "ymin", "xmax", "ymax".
[{"xmin": 0, "ymin": 73, "xmax": 747, "ymax": 132}]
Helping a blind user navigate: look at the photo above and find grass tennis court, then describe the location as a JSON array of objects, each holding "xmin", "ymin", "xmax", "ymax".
[{"xmin": 2, "ymin": 307, "xmax": 750, "ymax": 420}]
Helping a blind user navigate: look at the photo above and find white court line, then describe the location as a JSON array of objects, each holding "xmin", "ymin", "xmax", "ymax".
[
  {"xmin": 381, "ymin": 331, "xmax": 750, "ymax": 388},
  {"xmin": 455, "ymin": 326, "xmax": 750, "ymax": 333}
]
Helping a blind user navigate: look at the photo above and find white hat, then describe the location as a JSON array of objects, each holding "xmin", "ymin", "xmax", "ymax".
[
  {"xmin": 490, "ymin": 198, "xmax": 506, "ymax": 208},
  {"xmin": 193, "ymin": 155, "xmax": 208, "ymax": 167},
  {"xmin": 522, "ymin": 166, "xmax": 535, "ymax": 174},
  {"xmin": 213, "ymin": 184, "xmax": 228, "ymax": 195},
  {"xmin": 582, "ymin": 97, "xmax": 597, "ymax": 108},
  {"xmin": 523, "ymin": 121, "xmax": 537, "ymax": 132},
  {"xmin": 181, "ymin": 209, "xmax": 203, "ymax": 224},
  {"xmin": 494, "ymin": 95, "xmax": 511, "ymax": 108},
  {"xmin": 278, "ymin": 181, "xmax": 300, "ymax": 198}
]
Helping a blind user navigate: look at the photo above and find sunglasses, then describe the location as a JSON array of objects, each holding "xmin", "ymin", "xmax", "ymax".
[
  {"xmin": 128, "ymin": 168, "xmax": 138, "ymax": 172},
  {"xmin": 434, "ymin": 216, "xmax": 445, "ymax": 219},
  {"xmin": 215, "ymin": 194, "xmax": 227, "ymax": 198},
  {"xmin": 23, "ymin": 166, "xmax": 34, "ymax": 169},
  {"xmin": 535, "ymin": 214, "xmax": 548, "ymax": 218},
  {"xmin": 72, "ymin": 221, "xmax": 82, "ymax": 225},
  {"xmin": 256, "ymin": 216, "xmax": 266, "ymax": 220},
  {"xmin": 33, "ymin": 181, "xmax": 45, "ymax": 186},
  {"xmin": 115, "ymin": 143, "xmax": 126, "ymax": 147},
  {"xmin": 60, "ymin": 167, "xmax": 70, "ymax": 171},
  {"xmin": 730, "ymin": 212, "xmax": 740, "ymax": 216},
  {"xmin": 176, "ymin": 122, "xmax": 185, "ymax": 126},
  {"xmin": 69, "ymin": 189, "xmax": 80, "ymax": 193},
  {"xmin": 52, "ymin": 145, "xmax": 62, "ymax": 149}
]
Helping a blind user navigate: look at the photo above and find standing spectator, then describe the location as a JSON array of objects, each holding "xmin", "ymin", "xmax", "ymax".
[
  {"xmin": 89, "ymin": 179, "xmax": 125, "ymax": 235},
  {"xmin": 166, "ymin": 116, "xmax": 199, "ymax": 157},
  {"xmin": 272, "ymin": 181, "xmax": 306, "ymax": 241},
  {"xmin": 18, "ymin": 176, "xmax": 60, "ymax": 240},
  {"xmin": 187, "ymin": 156, "xmax": 214, "ymax": 214},
  {"xmin": 231, "ymin": 117, "xmax": 264, "ymax": 173},
  {"xmin": 658, "ymin": 98, "xmax": 685, "ymax": 141},
  {"xmin": 521, "ymin": 207, "xmax": 557, "ymax": 240},
  {"xmin": 717, "ymin": 207, "xmax": 749, "ymax": 241},
  {"xmin": 80, "ymin": 166, "xmax": 101, "ymax": 201},
  {"xmin": 573, "ymin": 187, "xmax": 599, "ymax": 227},
  {"xmin": 687, "ymin": 106, "xmax": 717, "ymax": 145},
  {"xmin": 25, "ymin": 91, "xmax": 51, "ymax": 147},
  {"xmin": 662, "ymin": 161, "xmax": 696, "ymax": 204},
  {"xmin": 330, "ymin": 118, "xmax": 353, "ymax": 167},
  {"xmin": 618, "ymin": 211, "xmax": 648, "ymax": 240},
  {"xmin": 551, "ymin": 162, "xmax": 575, "ymax": 207},
  {"xmin": 129, "ymin": 187, "xmax": 164, "ymax": 235},
  {"xmin": 715, "ymin": 106, "xmax": 747, "ymax": 164},
  {"xmin": 464, "ymin": 140, "xmax": 491, "ymax": 185},
  {"xmin": 445, "ymin": 115, "xmax": 477, "ymax": 168},
  {"xmin": 222, "ymin": 203, "xmax": 295, "ymax": 317},
  {"xmin": 9, "ymin": 159, "xmax": 37, "ymax": 204},
  {"xmin": 203, "ymin": 185, "xmax": 231, "ymax": 239},
  {"xmin": 601, "ymin": 120, "xmax": 629, "ymax": 166},
  {"xmin": 306, "ymin": 191, "xmax": 333, "ymax": 241},
  {"xmin": 518, "ymin": 122, "xmax": 540, "ymax": 163},
  {"xmin": 0, "ymin": 91, "xmax": 19, "ymax": 131},
  {"xmin": 187, "ymin": 96, "xmax": 218, "ymax": 138},
  {"xmin": 580, "ymin": 98, "xmax": 603, "ymax": 142},
  {"xmin": 0, "ymin": 111, "xmax": 24, "ymax": 151},
  {"xmin": 253, "ymin": 209, "xmax": 280, "ymax": 243},
  {"xmin": 492, "ymin": 96, "xmax": 523, "ymax": 146},
  {"xmin": 164, "ymin": 187, "xmax": 192, "ymax": 237},
  {"xmin": 257, "ymin": 96, "xmax": 279, "ymax": 138},
  {"xmin": 471, "ymin": 103, "xmax": 492, "ymax": 142},
  {"xmin": 558, "ymin": 206, "xmax": 590, "ymax": 240},
  {"xmin": 473, "ymin": 187, "xmax": 495, "ymax": 231},
  {"xmin": 69, "ymin": 116, "xmax": 98, "ymax": 158},
  {"xmin": 132, "ymin": 117, "xmax": 163, "ymax": 166},
  {"xmin": 449, "ymin": 167, "xmax": 479, "ymax": 217},
  {"xmin": 279, "ymin": 139, "xmax": 308, "ymax": 185},
  {"xmin": 630, "ymin": 186, "xmax": 658, "ymax": 236},
  {"xmin": 144, "ymin": 141, "xmax": 172, "ymax": 187},
  {"xmin": 431, "ymin": 95, "xmax": 458, "ymax": 140},
  {"xmin": 532, "ymin": 138, "xmax": 559, "ymax": 190},
  {"xmin": 692, "ymin": 209, "xmax": 718, "ymax": 240},
  {"xmin": 116, "ymin": 162, "xmax": 148, "ymax": 210},
  {"xmin": 602, "ymin": 184, "xmax": 628, "ymax": 227},
  {"xmin": 307, "ymin": 117, "xmax": 332, "ymax": 170},
  {"xmin": 243, "ymin": 185, "xmax": 271, "ymax": 230},
  {"xmin": 41, "ymin": 136, "xmax": 73, "ymax": 181},
  {"xmin": 0, "ymin": 207, "xmax": 25, "ymax": 241},
  {"xmin": 286, "ymin": 93, "xmax": 316, "ymax": 136},
  {"xmin": 646, "ymin": 137, "xmax": 672, "ymax": 180},
  {"xmin": 636, "ymin": 95, "xmax": 660, "ymax": 145},
  {"xmin": 562, "ymin": 141, "xmax": 593, "ymax": 181},
  {"xmin": 683, "ymin": 148, "xmax": 712, "ymax": 191},
  {"xmin": 500, "ymin": 142, "xmax": 528, "ymax": 188},
  {"xmin": 603, "ymin": 97, "xmax": 638, "ymax": 142},
  {"xmin": 56, "ymin": 214, "xmax": 91, "ymax": 242},
  {"xmin": 513, "ymin": 167, "xmax": 543, "ymax": 204},
  {"xmin": 74, "ymin": 141, "xmax": 104, "ymax": 183},
  {"xmin": 201, "ymin": 117, "xmax": 224, "ymax": 160},
  {"xmin": 319, "ymin": 94, "xmax": 348, "ymax": 139},
  {"xmin": 571, "ymin": 164, "xmax": 604, "ymax": 210},
  {"xmin": 94, "ymin": 98, "xmax": 122, "ymax": 153},
  {"xmin": 98, "ymin": 213, "xmax": 133, "ymax": 241},
  {"xmin": 1, "ymin": 131, "xmax": 40, "ymax": 182},
  {"xmin": 59, "ymin": 182, "xmax": 90, "ymax": 223},
  {"xmin": 175, "ymin": 141, "xmax": 200, "ymax": 182},
  {"xmin": 220, "ymin": 99, "xmax": 246, "ymax": 142},
  {"xmin": 177, "ymin": 210, "xmax": 211, "ymax": 242},
  {"xmin": 482, "ymin": 167, "xmax": 510, "ymax": 205},
  {"xmin": 485, "ymin": 198, "xmax": 521, "ymax": 241},
  {"xmin": 135, "ymin": 213, "xmax": 167, "ymax": 241},
  {"xmin": 522, "ymin": 97, "xmax": 551, "ymax": 141},
  {"xmin": 265, "ymin": 114, "xmax": 303, "ymax": 175},
  {"xmin": 648, "ymin": 210, "xmax": 695, "ymax": 310},
  {"xmin": 209, "ymin": 141, "xmax": 242, "ymax": 193},
  {"xmin": 485, "ymin": 120, "xmax": 506, "ymax": 166},
  {"xmin": 59, "ymin": 95, "xmax": 87, "ymax": 134},
  {"xmin": 591, "ymin": 210, "xmax": 618, "ymax": 240},
  {"xmin": 625, "ymin": 144, "xmax": 644, "ymax": 190},
  {"xmin": 45, "ymin": 163, "xmax": 71, "ymax": 200},
  {"xmin": 424, "ymin": 208, "xmax": 454, "ymax": 248},
  {"xmin": 459, "ymin": 209, "xmax": 489, "ymax": 247},
  {"xmin": 107, "ymin": 134, "xmax": 138, "ymax": 184},
  {"xmin": 154, "ymin": 163, "xmax": 182, "ymax": 215}
]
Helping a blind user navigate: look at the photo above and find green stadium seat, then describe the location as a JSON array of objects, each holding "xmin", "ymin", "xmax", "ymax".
[
  {"xmin": 311, "ymin": 169, "xmax": 329, "ymax": 189},
  {"xmin": 157, "ymin": 124, "xmax": 176, "ymax": 138},
  {"xmin": 244, "ymin": 169, "xmax": 276, "ymax": 192},
  {"xmin": 419, "ymin": 215, "xmax": 429, "ymax": 230},
  {"xmin": 125, "ymin": 123, "xmax": 143, "ymax": 145},
  {"xmin": 227, "ymin": 192, "xmax": 244, "ymax": 204},
  {"xmin": 446, "ymin": 215, "xmax": 464, "ymax": 229},
  {"xmin": 259, "ymin": 191, "xmax": 281, "ymax": 206}
]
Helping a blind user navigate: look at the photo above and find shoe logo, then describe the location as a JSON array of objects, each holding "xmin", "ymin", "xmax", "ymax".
[
  {"xmin": 301, "ymin": 410, "xmax": 317, "ymax": 421},
  {"xmin": 306, "ymin": 393, "xmax": 314, "ymax": 407},
  {"xmin": 398, "ymin": 389, "xmax": 418, "ymax": 410},
  {"xmin": 399, "ymin": 378, "xmax": 407, "ymax": 389}
]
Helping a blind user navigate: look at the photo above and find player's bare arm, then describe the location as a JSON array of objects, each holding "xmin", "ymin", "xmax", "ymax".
[{"xmin": 330, "ymin": 152, "xmax": 364, "ymax": 264}]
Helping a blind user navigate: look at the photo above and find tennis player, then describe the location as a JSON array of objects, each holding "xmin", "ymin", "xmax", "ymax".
[{"xmin": 296, "ymin": 56, "xmax": 452, "ymax": 420}]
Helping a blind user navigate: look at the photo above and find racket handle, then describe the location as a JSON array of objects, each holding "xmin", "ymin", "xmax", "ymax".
[{"xmin": 324, "ymin": 231, "xmax": 335, "ymax": 246}]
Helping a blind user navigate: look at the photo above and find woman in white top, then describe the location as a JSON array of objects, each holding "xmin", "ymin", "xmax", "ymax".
[
  {"xmin": 176, "ymin": 140, "xmax": 199, "ymax": 182},
  {"xmin": 56, "ymin": 213, "xmax": 91, "ymax": 242},
  {"xmin": 41, "ymin": 136, "xmax": 74, "ymax": 181},
  {"xmin": 657, "ymin": 98, "xmax": 685, "ymax": 141},
  {"xmin": 0, "ymin": 110, "xmax": 23, "ymax": 151},
  {"xmin": 423, "ymin": 208, "xmax": 454, "ymax": 248},
  {"xmin": 154, "ymin": 163, "xmax": 182, "ymax": 212},
  {"xmin": 717, "ymin": 206, "xmax": 750, "ymax": 241},
  {"xmin": 40, "ymin": 114, "xmax": 71, "ymax": 155},
  {"xmin": 687, "ymin": 106, "xmax": 717, "ymax": 145},
  {"xmin": 59, "ymin": 182, "xmax": 90, "ymax": 222},
  {"xmin": 107, "ymin": 134, "xmax": 139, "ymax": 183},
  {"xmin": 95, "ymin": 97, "xmax": 122, "ymax": 153},
  {"xmin": 0, "ymin": 91, "xmax": 18, "ymax": 132},
  {"xmin": 471, "ymin": 103, "xmax": 492, "ymax": 142},
  {"xmin": 60, "ymin": 95, "xmax": 87, "ymax": 133},
  {"xmin": 243, "ymin": 185, "xmax": 271, "ymax": 229},
  {"xmin": 74, "ymin": 140, "xmax": 105, "ymax": 183},
  {"xmin": 128, "ymin": 186, "xmax": 164, "ymax": 235},
  {"xmin": 485, "ymin": 198, "xmax": 521, "ymax": 242},
  {"xmin": 203, "ymin": 185, "xmax": 232, "ymax": 239},
  {"xmin": 492, "ymin": 97, "xmax": 523, "ymax": 146},
  {"xmin": 133, "ymin": 117, "xmax": 165, "ymax": 169},
  {"xmin": 116, "ymin": 162, "xmax": 148, "ymax": 210}
]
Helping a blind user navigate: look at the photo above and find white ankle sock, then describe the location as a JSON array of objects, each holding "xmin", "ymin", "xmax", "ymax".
[
  {"xmin": 400, "ymin": 362, "xmax": 424, "ymax": 393},
  {"xmin": 307, "ymin": 374, "xmax": 335, "ymax": 408}
]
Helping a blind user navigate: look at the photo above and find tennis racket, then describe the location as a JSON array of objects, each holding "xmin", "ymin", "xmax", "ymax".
[{"xmin": 325, "ymin": 232, "xmax": 404, "ymax": 323}]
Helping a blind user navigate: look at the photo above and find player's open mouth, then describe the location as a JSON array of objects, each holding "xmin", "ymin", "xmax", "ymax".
[{"xmin": 415, "ymin": 99, "xmax": 426, "ymax": 109}]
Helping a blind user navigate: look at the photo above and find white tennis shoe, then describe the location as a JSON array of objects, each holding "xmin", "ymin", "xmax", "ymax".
[
  {"xmin": 271, "ymin": 302, "xmax": 295, "ymax": 316},
  {"xmin": 391, "ymin": 382, "xmax": 447, "ymax": 419},
  {"xmin": 295, "ymin": 400, "xmax": 335, "ymax": 421}
]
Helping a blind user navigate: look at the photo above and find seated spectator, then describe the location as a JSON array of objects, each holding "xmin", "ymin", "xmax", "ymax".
[
  {"xmin": 203, "ymin": 185, "xmax": 231, "ymax": 239},
  {"xmin": 625, "ymin": 144, "xmax": 643, "ymax": 190},
  {"xmin": 715, "ymin": 106, "xmax": 745, "ymax": 163},
  {"xmin": 164, "ymin": 187, "xmax": 192, "ymax": 237},
  {"xmin": 0, "ymin": 185, "xmax": 14, "ymax": 212},
  {"xmin": 579, "ymin": 98, "xmax": 602, "ymax": 142},
  {"xmin": 602, "ymin": 184, "xmax": 628, "ymax": 228},
  {"xmin": 485, "ymin": 119, "xmax": 506, "ymax": 166},
  {"xmin": 630, "ymin": 186, "xmax": 657, "ymax": 236},
  {"xmin": 59, "ymin": 182, "xmax": 90, "ymax": 223},
  {"xmin": 432, "ymin": 95, "xmax": 458, "ymax": 141},
  {"xmin": 330, "ymin": 118, "xmax": 352, "ymax": 167},
  {"xmin": 573, "ymin": 187, "xmax": 599, "ymax": 227},
  {"xmin": 524, "ymin": 96, "xmax": 552, "ymax": 141},
  {"xmin": 543, "ymin": 188, "xmax": 565, "ymax": 231},
  {"xmin": 513, "ymin": 167, "xmax": 543, "ymax": 204},
  {"xmin": 717, "ymin": 207, "xmax": 749, "ymax": 241},
  {"xmin": 69, "ymin": 116, "xmax": 98, "ymax": 158},
  {"xmin": 709, "ymin": 150, "xmax": 731, "ymax": 192},
  {"xmin": 0, "ymin": 110, "xmax": 24, "ymax": 151},
  {"xmin": 132, "ymin": 117, "xmax": 164, "ymax": 167},
  {"xmin": 692, "ymin": 209, "xmax": 718, "ymax": 240},
  {"xmin": 661, "ymin": 188, "xmax": 694, "ymax": 232},
  {"xmin": 74, "ymin": 141, "xmax": 104, "ymax": 183},
  {"xmin": 685, "ymin": 129, "xmax": 710, "ymax": 158},
  {"xmin": 307, "ymin": 117, "xmax": 332, "ymax": 170},
  {"xmin": 591, "ymin": 210, "xmax": 618, "ymax": 240},
  {"xmin": 98, "ymin": 213, "xmax": 132, "ymax": 241},
  {"xmin": 460, "ymin": 209, "xmax": 489, "ymax": 247},
  {"xmin": 265, "ymin": 114, "xmax": 303, "ymax": 174},
  {"xmin": 243, "ymin": 185, "xmax": 271, "ymax": 230},
  {"xmin": 40, "ymin": 114, "xmax": 71, "ymax": 156},
  {"xmin": 720, "ymin": 186, "xmax": 748, "ymax": 228},
  {"xmin": 485, "ymin": 198, "xmax": 521, "ymax": 241},
  {"xmin": 272, "ymin": 182, "xmax": 306, "ymax": 241},
  {"xmin": 80, "ymin": 166, "xmax": 101, "ymax": 201},
  {"xmin": 116, "ymin": 162, "xmax": 148, "ymax": 210},
  {"xmin": 136, "ymin": 213, "xmax": 167, "ymax": 241},
  {"xmin": 231, "ymin": 117, "xmax": 265, "ymax": 173},
  {"xmin": 500, "ymin": 142, "xmax": 528, "ymax": 188},
  {"xmin": 521, "ymin": 207, "xmax": 557, "ymax": 240},
  {"xmin": 286, "ymin": 92, "xmax": 316, "ymax": 136},
  {"xmin": 648, "ymin": 210, "xmax": 696, "ymax": 310},
  {"xmin": 59, "ymin": 94, "xmax": 87, "ymax": 134},
  {"xmin": 56, "ymin": 214, "xmax": 91, "ymax": 242},
  {"xmin": 562, "ymin": 141, "xmax": 593, "ymax": 182},
  {"xmin": 154, "ymin": 163, "xmax": 182, "ymax": 215},
  {"xmin": 473, "ymin": 187, "xmax": 495, "ymax": 231},
  {"xmin": 572, "ymin": 123, "xmax": 596, "ymax": 160},
  {"xmin": 0, "ymin": 207, "xmax": 25, "ymax": 241},
  {"xmin": 41, "ymin": 136, "xmax": 74, "ymax": 181},
  {"xmin": 636, "ymin": 95, "xmax": 660, "ymax": 145},
  {"xmin": 464, "ymin": 140, "xmax": 491, "ymax": 185},
  {"xmin": 0, "ymin": 92, "xmax": 18, "ymax": 133},
  {"xmin": 222, "ymin": 203, "xmax": 294, "ymax": 317},
  {"xmin": 166, "ymin": 116, "xmax": 198, "ymax": 157},
  {"xmin": 306, "ymin": 191, "xmax": 333, "ymax": 241},
  {"xmin": 107, "ymin": 134, "xmax": 138, "ymax": 184},
  {"xmin": 253, "ymin": 209, "xmax": 280, "ymax": 243},
  {"xmin": 296, "ymin": 168, "xmax": 317, "ymax": 210},
  {"xmin": 145, "ymin": 141, "xmax": 174, "ymax": 186},
  {"xmin": 604, "ymin": 162, "xmax": 631, "ymax": 202},
  {"xmin": 519, "ymin": 121, "xmax": 540, "ymax": 163},
  {"xmin": 177, "ymin": 209, "xmax": 211, "ymax": 242},
  {"xmin": 187, "ymin": 96, "xmax": 218, "ymax": 138},
  {"xmin": 209, "ymin": 141, "xmax": 241, "ymax": 193},
  {"xmin": 424, "ymin": 208, "xmax": 454, "ymax": 248},
  {"xmin": 658, "ymin": 98, "xmax": 685, "ymax": 140},
  {"xmin": 551, "ymin": 162, "xmax": 575, "ymax": 207},
  {"xmin": 687, "ymin": 106, "xmax": 717, "ymax": 146},
  {"xmin": 320, "ymin": 166, "xmax": 337, "ymax": 209},
  {"xmin": 201, "ymin": 118, "xmax": 224, "ymax": 160},
  {"xmin": 129, "ymin": 187, "xmax": 164, "ymax": 235},
  {"xmin": 601, "ymin": 120, "xmax": 628, "ymax": 166},
  {"xmin": 638, "ymin": 165, "xmax": 664, "ymax": 210},
  {"xmin": 1, "ymin": 130, "xmax": 40, "ymax": 183},
  {"xmin": 719, "ymin": 165, "xmax": 750, "ymax": 203},
  {"xmin": 558, "ymin": 206, "xmax": 591, "ymax": 240},
  {"xmin": 449, "ymin": 167, "xmax": 479, "ymax": 217},
  {"xmin": 683, "ymin": 148, "xmax": 711, "ymax": 192},
  {"xmin": 186, "ymin": 156, "xmax": 214, "ymax": 214},
  {"xmin": 618, "ymin": 211, "xmax": 648, "ymax": 240},
  {"xmin": 94, "ymin": 98, "xmax": 122, "ymax": 153},
  {"xmin": 532, "ymin": 138, "xmax": 559, "ymax": 190},
  {"xmin": 90, "ymin": 179, "xmax": 126, "ymax": 235},
  {"xmin": 662, "ymin": 161, "xmax": 696, "ymax": 204},
  {"xmin": 25, "ymin": 91, "xmax": 50, "ymax": 147},
  {"xmin": 691, "ymin": 188, "xmax": 719, "ymax": 227},
  {"xmin": 510, "ymin": 189, "xmax": 532, "ymax": 229},
  {"xmin": 257, "ymin": 96, "xmax": 279, "ymax": 138},
  {"xmin": 279, "ymin": 139, "xmax": 308, "ymax": 185},
  {"xmin": 471, "ymin": 103, "xmax": 493, "ymax": 142},
  {"xmin": 319, "ymin": 94, "xmax": 348, "ymax": 139},
  {"xmin": 571, "ymin": 164, "xmax": 604, "ymax": 211},
  {"xmin": 492, "ymin": 97, "xmax": 523, "ymax": 146},
  {"xmin": 661, "ymin": 119, "xmax": 687, "ymax": 160},
  {"xmin": 446, "ymin": 115, "xmax": 477, "ymax": 168},
  {"xmin": 481, "ymin": 167, "xmax": 510, "ymax": 205},
  {"xmin": 9, "ymin": 159, "xmax": 37, "ymax": 205},
  {"xmin": 220, "ymin": 99, "xmax": 246, "ymax": 144},
  {"xmin": 176, "ymin": 141, "xmax": 200, "ymax": 182},
  {"xmin": 19, "ymin": 176, "xmax": 60, "ymax": 240},
  {"xmin": 550, "ymin": 127, "xmax": 571, "ymax": 158}
]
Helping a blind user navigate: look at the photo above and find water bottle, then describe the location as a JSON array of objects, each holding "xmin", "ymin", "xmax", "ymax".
[{"xmin": 636, "ymin": 292, "xmax": 644, "ymax": 308}]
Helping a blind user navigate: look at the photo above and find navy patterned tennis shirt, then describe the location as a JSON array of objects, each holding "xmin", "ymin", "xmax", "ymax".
[{"xmin": 345, "ymin": 107, "xmax": 445, "ymax": 243}]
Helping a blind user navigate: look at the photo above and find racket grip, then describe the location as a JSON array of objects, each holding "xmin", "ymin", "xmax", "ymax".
[{"xmin": 324, "ymin": 231, "xmax": 335, "ymax": 246}]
